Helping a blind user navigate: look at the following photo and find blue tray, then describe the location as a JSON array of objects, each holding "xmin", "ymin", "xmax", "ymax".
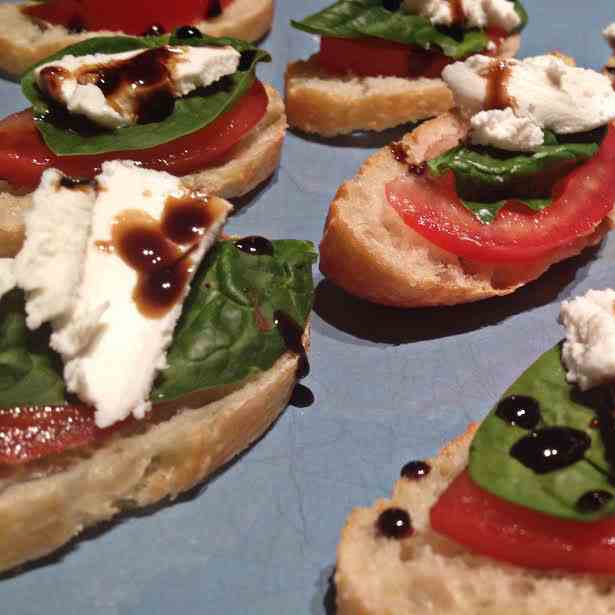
[{"xmin": 1, "ymin": 1, "xmax": 614, "ymax": 613}]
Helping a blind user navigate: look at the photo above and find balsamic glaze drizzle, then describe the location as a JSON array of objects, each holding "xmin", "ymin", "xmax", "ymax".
[
  {"xmin": 234, "ymin": 236, "xmax": 274, "ymax": 256},
  {"xmin": 576, "ymin": 490, "xmax": 613, "ymax": 514},
  {"xmin": 289, "ymin": 384, "xmax": 315, "ymax": 408},
  {"xmin": 495, "ymin": 396, "xmax": 541, "ymax": 430},
  {"xmin": 274, "ymin": 310, "xmax": 309, "ymax": 380},
  {"xmin": 376, "ymin": 508, "xmax": 414, "ymax": 539},
  {"xmin": 401, "ymin": 460, "xmax": 431, "ymax": 480}
]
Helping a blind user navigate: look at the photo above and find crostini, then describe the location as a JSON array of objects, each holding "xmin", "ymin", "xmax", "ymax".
[
  {"xmin": 320, "ymin": 53, "xmax": 615, "ymax": 306},
  {"xmin": 285, "ymin": 0, "xmax": 526, "ymax": 136},
  {"xmin": 0, "ymin": 31, "xmax": 286, "ymax": 257},
  {"xmin": 0, "ymin": 159, "xmax": 316, "ymax": 574},
  {"xmin": 336, "ymin": 288, "xmax": 615, "ymax": 613},
  {"xmin": 0, "ymin": 0, "xmax": 275, "ymax": 78}
]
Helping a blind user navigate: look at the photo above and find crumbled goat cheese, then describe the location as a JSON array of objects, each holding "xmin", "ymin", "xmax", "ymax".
[
  {"xmin": 470, "ymin": 107, "xmax": 544, "ymax": 151},
  {"xmin": 0, "ymin": 259, "xmax": 15, "ymax": 301},
  {"xmin": 14, "ymin": 169, "xmax": 97, "ymax": 330},
  {"xmin": 560, "ymin": 289, "xmax": 615, "ymax": 391},
  {"xmin": 35, "ymin": 45, "xmax": 240, "ymax": 129},
  {"xmin": 442, "ymin": 54, "xmax": 615, "ymax": 150},
  {"xmin": 403, "ymin": 0, "xmax": 520, "ymax": 32}
]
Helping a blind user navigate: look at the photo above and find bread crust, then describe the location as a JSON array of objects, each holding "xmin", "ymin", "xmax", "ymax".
[
  {"xmin": 336, "ymin": 424, "xmax": 615, "ymax": 615},
  {"xmin": 0, "ymin": 348, "xmax": 305, "ymax": 574},
  {"xmin": 0, "ymin": 83, "xmax": 286, "ymax": 258},
  {"xmin": 0, "ymin": 0, "xmax": 274, "ymax": 78},
  {"xmin": 284, "ymin": 35, "xmax": 520, "ymax": 137},
  {"xmin": 319, "ymin": 112, "xmax": 612, "ymax": 307}
]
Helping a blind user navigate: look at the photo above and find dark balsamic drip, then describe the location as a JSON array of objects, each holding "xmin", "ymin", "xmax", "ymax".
[
  {"xmin": 576, "ymin": 490, "xmax": 613, "ymax": 514},
  {"xmin": 485, "ymin": 60, "xmax": 511, "ymax": 110},
  {"xmin": 495, "ymin": 395, "xmax": 541, "ymax": 430},
  {"xmin": 161, "ymin": 195, "xmax": 212, "ymax": 245},
  {"xmin": 39, "ymin": 66, "xmax": 70, "ymax": 100},
  {"xmin": 175, "ymin": 25, "xmax": 203, "ymax": 39},
  {"xmin": 389, "ymin": 141, "xmax": 407, "ymax": 164},
  {"xmin": 234, "ymin": 236, "xmax": 274, "ymax": 256},
  {"xmin": 207, "ymin": 0, "xmax": 223, "ymax": 18},
  {"xmin": 143, "ymin": 24, "xmax": 166, "ymax": 36},
  {"xmin": 408, "ymin": 162, "xmax": 427, "ymax": 176},
  {"xmin": 289, "ymin": 384, "xmax": 315, "ymax": 408},
  {"xmin": 449, "ymin": 0, "xmax": 465, "ymax": 24},
  {"xmin": 59, "ymin": 176, "xmax": 97, "ymax": 191},
  {"xmin": 382, "ymin": 0, "xmax": 402, "ymax": 11},
  {"xmin": 76, "ymin": 47, "xmax": 176, "ymax": 124},
  {"xmin": 401, "ymin": 460, "xmax": 431, "ymax": 480},
  {"xmin": 238, "ymin": 50, "xmax": 258, "ymax": 72},
  {"xmin": 376, "ymin": 508, "xmax": 414, "ymax": 539},
  {"xmin": 274, "ymin": 310, "xmax": 309, "ymax": 380},
  {"xmin": 590, "ymin": 417, "xmax": 600, "ymax": 429},
  {"xmin": 510, "ymin": 427, "xmax": 591, "ymax": 474}
]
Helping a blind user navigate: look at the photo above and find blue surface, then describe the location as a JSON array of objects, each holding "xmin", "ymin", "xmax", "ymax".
[{"xmin": 1, "ymin": 1, "xmax": 615, "ymax": 613}]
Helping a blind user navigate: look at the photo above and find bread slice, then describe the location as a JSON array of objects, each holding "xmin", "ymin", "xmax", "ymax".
[
  {"xmin": 0, "ymin": 340, "xmax": 308, "ymax": 574},
  {"xmin": 319, "ymin": 112, "xmax": 613, "ymax": 307},
  {"xmin": 0, "ymin": 0, "xmax": 274, "ymax": 78},
  {"xmin": 0, "ymin": 83, "xmax": 286, "ymax": 259},
  {"xmin": 336, "ymin": 424, "xmax": 615, "ymax": 615},
  {"xmin": 284, "ymin": 35, "xmax": 520, "ymax": 137}
]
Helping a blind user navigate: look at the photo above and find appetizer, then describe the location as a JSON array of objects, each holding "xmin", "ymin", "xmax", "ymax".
[
  {"xmin": 336, "ymin": 288, "xmax": 615, "ymax": 613},
  {"xmin": 0, "ymin": 0, "xmax": 274, "ymax": 77},
  {"xmin": 0, "ymin": 160, "xmax": 316, "ymax": 573},
  {"xmin": 0, "ymin": 31, "xmax": 286, "ymax": 257},
  {"xmin": 285, "ymin": 0, "xmax": 527, "ymax": 136},
  {"xmin": 604, "ymin": 23, "xmax": 615, "ymax": 85},
  {"xmin": 320, "ymin": 53, "xmax": 615, "ymax": 306}
]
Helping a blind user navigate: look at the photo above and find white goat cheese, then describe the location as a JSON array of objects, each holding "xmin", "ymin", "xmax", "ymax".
[
  {"xmin": 442, "ymin": 54, "xmax": 615, "ymax": 150},
  {"xmin": 14, "ymin": 169, "xmax": 96, "ymax": 330},
  {"xmin": 604, "ymin": 23, "xmax": 615, "ymax": 48},
  {"xmin": 403, "ymin": 0, "xmax": 520, "ymax": 32},
  {"xmin": 0, "ymin": 259, "xmax": 15, "ymax": 301},
  {"xmin": 560, "ymin": 289, "xmax": 615, "ymax": 391},
  {"xmin": 53, "ymin": 161, "xmax": 231, "ymax": 428},
  {"xmin": 470, "ymin": 107, "xmax": 544, "ymax": 151},
  {"xmin": 35, "ymin": 45, "xmax": 240, "ymax": 129}
]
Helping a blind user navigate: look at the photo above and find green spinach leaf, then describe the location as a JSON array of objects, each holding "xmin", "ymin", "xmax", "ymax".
[
  {"xmin": 469, "ymin": 345, "xmax": 615, "ymax": 521},
  {"xmin": 291, "ymin": 0, "xmax": 527, "ymax": 59},
  {"xmin": 0, "ymin": 240, "xmax": 316, "ymax": 409},
  {"xmin": 21, "ymin": 35, "xmax": 270, "ymax": 156}
]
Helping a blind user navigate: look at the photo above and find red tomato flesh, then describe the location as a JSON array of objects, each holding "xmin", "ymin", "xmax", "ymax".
[
  {"xmin": 318, "ymin": 36, "xmax": 453, "ymax": 79},
  {"xmin": 23, "ymin": 0, "xmax": 234, "ymax": 35},
  {"xmin": 385, "ymin": 124, "xmax": 615, "ymax": 263},
  {"xmin": 0, "ymin": 79, "xmax": 267, "ymax": 192},
  {"xmin": 0, "ymin": 404, "xmax": 116, "ymax": 465},
  {"xmin": 431, "ymin": 469, "xmax": 615, "ymax": 574}
]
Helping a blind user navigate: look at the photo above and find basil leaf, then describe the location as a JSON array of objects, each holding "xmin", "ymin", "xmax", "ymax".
[
  {"xmin": 21, "ymin": 35, "xmax": 270, "ymax": 156},
  {"xmin": 469, "ymin": 345, "xmax": 615, "ymax": 521},
  {"xmin": 0, "ymin": 290, "xmax": 65, "ymax": 406},
  {"xmin": 152, "ymin": 240, "xmax": 317, "ymax": 402},
  {"xmin": 428, "ymin": 136, "xmax": 601, "ymax": 222},
  {"xmin": 0, "ymin": 241, "xmax": 316, "ymax": 410},
  {"xmin": 462, "ymin": 197, "xmax": 550, "ymax": 224},
  {"xmin": 291, "ymin": 0, "xmax": 527, "ymax": 58}
]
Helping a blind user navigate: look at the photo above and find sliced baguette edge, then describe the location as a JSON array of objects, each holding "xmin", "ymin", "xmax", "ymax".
[
  {"xmin": 0, "ymin": 83, "xmax": 286, "ymax": 258},
  {"xmin": 319, "ymin": 112, "xmax": 612, "ymax": 307},
  {"xmin": 284, "ymin": 35, "xmax": 520, "ymax": 137},
  {"xmin": 336, "ymin": 424, "xmax": 615, "ymax": 615},
  {"xmin": 0, "ymin": 0, "xmax": 274, "ymax": 78}
]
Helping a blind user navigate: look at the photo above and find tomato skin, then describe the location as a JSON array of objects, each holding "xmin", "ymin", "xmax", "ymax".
[
  {"xmin": 23, "ymin": 0, "xmax": 234, "ymax": 35},
  {"xmin": 431, "ymin": 469, "xmax": 615, "ymax": 574},
  {"xmin": 0, "ymin": 80, "xmax": 267, "ymax": 191},
  {"xmin": 318, "ymin": 36, "xmax": 452, "ymax": 79},
  {"xmin": 386, "ymin": 124, "xmax": 615, "ymax": 263}
]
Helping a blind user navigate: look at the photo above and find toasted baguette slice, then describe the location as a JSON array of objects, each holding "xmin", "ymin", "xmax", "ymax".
[
  {"xmin": 336, "ymin": 424, "xmax": 615, "ymax": 615},
  {"xmin": 284, "ymin": 35, "xmax": 520, "ymax": 137},
  {"xmin": 0, "ymin": 0, "xmax": 274, "ymax": 78},
  {"xmin": 319, "ymin": 112, "xmax": 613, "ymax": 307},
  {"xmin": 0, "ymin": 83, "xmax": 286, "ymax": 258},
  {"xmin": 0, "ymin": 345, "xmax": 307, "ymax": 574}
]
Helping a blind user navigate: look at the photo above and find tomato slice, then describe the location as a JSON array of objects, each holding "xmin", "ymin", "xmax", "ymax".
[
  {"xmin": 431, "ymin": 469, "xmax": 615, "ymax": 574},
  {"xmin": 386, "ymin": 124, "xmax": 615, "ymax": 263},
  {"xmin": 0, "ymin": 79, "xmax": 267, "ymax": 192},
  {"xmin": 23, "ymin": 0, "xmax": 234, "ymax": 35},
  {"xmin": 0, "ymin": 404, "xmax": 117, "ymax": 465},
  {"xmin": 318, "ymin": 36, "xmax": 452, "ymax": 79}
]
